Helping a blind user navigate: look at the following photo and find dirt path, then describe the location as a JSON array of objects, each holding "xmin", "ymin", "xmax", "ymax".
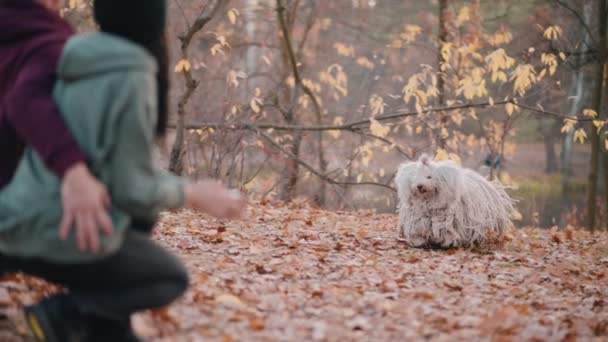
[{"xmin": 1, "ymin": 202, "xmax": 607, "ymax": 341}]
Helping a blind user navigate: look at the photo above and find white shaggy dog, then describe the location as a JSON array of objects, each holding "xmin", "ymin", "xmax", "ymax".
[{"xmin": 395, "ymin": 154, "xmax": 516, "ymax": 248}]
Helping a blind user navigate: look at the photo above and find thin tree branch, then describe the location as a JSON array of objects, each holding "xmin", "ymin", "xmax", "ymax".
[
  {"xmin": 358, "ymin": 132, "xmax": 414, "ymax": 159},
  {"xmin": 174, "ymin": 0, "xmax": 191, "ymax": 29},
  {"xmin": 553, "ymin": 0, "xmax": 597, "ymax": 47},
  {"xmin": 170, "ymin": 0, "xmax": 224, "ymax": 174},
  {"xmin": 254, "ymin": 129, "xmax": 396, "ymax": 192},
  {"xmin": 182, "ymin": 99, "xmax": 596, "ymax": 132},
  {"xmin": 179, "ymin": 0, "xmax": 223, "ymax": 49}
]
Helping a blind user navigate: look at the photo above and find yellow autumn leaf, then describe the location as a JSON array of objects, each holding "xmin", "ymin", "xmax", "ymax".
[
  {"xmin": 333, "ymin": 42, "xmax": 355, "ymax": 57},
  {"xmin": 298, "ymin": 95, "xmax": 309, "ymax": 109},
  {"xmin": 215, "ymin": 294, "xmax": 245, "ymax": 308},
  {"xmin": 593, "ymin": 120, "xmax": 605, "ymax": 133},
  {"xmin": 435, "ymin": 149, "xmax": 449, "ymax": 161},
  {"xmin": 485, "ymin": 48, "xmax": 515, "ymax": 82},
  {"xmin": 543, "ymin": 25, "xmax": 562, "ymax": 40},
  {"xmin": 541, "ymin": 53, "xmax": 558, "ymax": 75},
  {"xmin": 441, "ymin": 43, "xmax": 452, "ymax": 61},
  {"xmin": 250, "ymin": 97, "xmax": 262, "ymax": 113},
  {"xmin": 226, "ymin": 70, "xmax": 246, "ymax": 87},
  {"xmin": 389, "ymin": 39, "xmax": 403, "ymax": 49},
  {"xmin": 174, "ymin": 59, "xmax": 191, "ymax": 73},
  {"xmin": 216, "ymin": 35, "xmax": 229, "ymax": 47},
  {"xmin": 457, "ymin": 6, "xmax": 471, "ymax": 23},
  {"xmin": 227, "ymin": 8, "xmax": 239, "ymax": 25},
  {"xmin": 356, "ymin": 57, "xmax": 375, "ymax": 69},
  {"xmin": 574, "ymin": 128, "xmax": 587, "ymax": 144},
  {"xmin": 561, "ymin": 118, "xmax": 577, "ymax": 133},
  {"xmin": 369, "ymin": 94, "xmax": 385, "ymax": 117},
  {"xmin": 505, "ymin": 102, "xmax": 515, "ymax": 116},
  {"xmin": 329, "ymin": 117, "xmax": 344, "ymax": 139},
  {"xmin": 370, "ymin": 118, "xmax": 390, "ymax": 138},
  {"xmin": 582, "ymin": 109, "xmax": 598, "ymax": 118},
  {"xmin": 320, "ymin": 18, "xmax": 332, "ymax": 30},
  {"xmin": 488, "ymin": 30, "xmax": 513, "ymax": 46},
  {"xmin": 211, "ymin": 44, "xmax": 225, "ymax": 56},
  {"xmin": 448, "ymin": 153, "xmax": 462, "ymax": 165},
  {"xmin": 511, "ymin": 64, "xmax": 537, "ymax": 96},
  {"xmin": 319, "ymin": 64, "xmax": 349, "ymax": 98},
  {"xmin": 286, "ymin": 76, "xmax": 295, "ymax": 88},
  {"xmin": 359, "ymin": 144, "xmax": 373, "ymax": 167},
  {"xmin": 512, "ymin": 210, "xmax": 523, "ymax": 221},
  {"xmin": 500, "ymin": 172, "xmax": 513, "ymax": 185},
  {"xmin": 399, "ymin": 25, "xmax": 422, "ymax": 44}
]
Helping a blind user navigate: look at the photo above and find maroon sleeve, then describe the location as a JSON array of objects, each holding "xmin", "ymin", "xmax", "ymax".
[{"xmin": 5, "ymin": 43, "xmax": 87, "ymax": 178}]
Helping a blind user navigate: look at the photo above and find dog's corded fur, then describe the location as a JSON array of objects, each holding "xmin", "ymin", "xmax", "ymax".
[{"xmin": 395, "ymin": 154, "xmax": 516, "ymax": 248}]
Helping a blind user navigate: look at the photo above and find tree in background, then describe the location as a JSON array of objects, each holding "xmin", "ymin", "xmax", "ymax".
[{"xmin": 62, "ymin": 0, "xmax": 607, "ymax": 229}]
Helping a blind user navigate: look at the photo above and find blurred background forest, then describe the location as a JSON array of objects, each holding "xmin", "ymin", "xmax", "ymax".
[{"xmin": 62, "ymin": 0, "xmax": 608, "ymax": 230}]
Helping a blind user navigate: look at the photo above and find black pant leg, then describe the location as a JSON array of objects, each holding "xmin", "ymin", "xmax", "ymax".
[
  {"xmin": 130, "ymin": 219, "xmax": 156, "ymax": 234},
  {"xmin": 2, "ymin": 231, "xmax": 189, "ymax": 318}
]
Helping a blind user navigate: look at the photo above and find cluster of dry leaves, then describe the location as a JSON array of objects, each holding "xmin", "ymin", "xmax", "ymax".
[{"xmin": 1, "ymin": 201, "xmax": 607, "ymax": 341}]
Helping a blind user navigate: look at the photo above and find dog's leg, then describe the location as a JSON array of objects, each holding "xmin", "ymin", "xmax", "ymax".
[
  {"xmin": 409, "ymin": 215, "xmax": 431, "ymax": 247},
  {"xmin": 430, "ymin": 211, "xmax": 460, "ymax": 248}
]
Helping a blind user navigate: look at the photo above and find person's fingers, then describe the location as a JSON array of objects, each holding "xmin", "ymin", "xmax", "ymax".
[
  {"xmin": 59, "ymin": 210, "xmax": 74, "ymax": 241},
  {"xmin": 97, "ymin": 211, "xmax": 114, "ymax": 236},
  {"xmin": 102, "ymin": 190, "xmax": 111, "ymax": 209},
  {"xmin": 86, "ymin": 215, "xmax": 100, "ymax": 254},
  {"xmin": 75, "ymin": 214, "xmax": 87, "ymax": 252}
]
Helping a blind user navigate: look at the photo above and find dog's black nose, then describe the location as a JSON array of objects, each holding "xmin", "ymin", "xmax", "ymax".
[{"xmin": 417, "ymin": 184, "xmax": 425, "ymax": 193}]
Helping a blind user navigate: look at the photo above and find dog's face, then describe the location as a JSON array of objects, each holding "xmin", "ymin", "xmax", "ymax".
[{"xmin": 395, "ymin": 154, "xmax": 464, "ymax": 207}]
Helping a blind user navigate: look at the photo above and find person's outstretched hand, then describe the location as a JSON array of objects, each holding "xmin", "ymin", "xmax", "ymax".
[
  {"xmin": 185, "ymin": 179, "xmax": 247, "ymax": 219},
  {"xmin": 59, "ymin": 163, "xmax": 114, "ymax": 253}
]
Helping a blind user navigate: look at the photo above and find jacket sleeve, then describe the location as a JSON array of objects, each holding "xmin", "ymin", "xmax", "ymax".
[
  {"xmin": 5, "ymin": 44, "xmax": 87, "ymax": 178},
  {"xmin": 106, "ymin": 73, "xmax": 185, "ymax": 221}
]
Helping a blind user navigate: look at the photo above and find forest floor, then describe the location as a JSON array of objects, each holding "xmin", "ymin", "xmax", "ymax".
[{"xmin": 1, "ymin": 201, "xmax": 607, "ymax": 342}]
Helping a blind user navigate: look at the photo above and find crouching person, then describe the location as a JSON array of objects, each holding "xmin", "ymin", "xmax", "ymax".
[{"xmin": 0, "ymin": 0, "xmax": 247, "ymax": 341}]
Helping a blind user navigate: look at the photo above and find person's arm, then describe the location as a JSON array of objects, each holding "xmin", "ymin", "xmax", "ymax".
[
  {"xmin": 5, "ymin": 46, "xmax": 113, "ymax": 253},
  {"xmin": 6, "ymin": 45, "xmax": 86, "ymax": 177},
  {"xmin": 108, "ymin": 74, "xmax": 246, "ymax": 221},
  {"xmin": 104, "ymin": 73, "xmax": 183, "ymax": 220}
]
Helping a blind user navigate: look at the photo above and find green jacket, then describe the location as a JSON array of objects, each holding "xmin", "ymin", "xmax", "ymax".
[{"xmin": 0, "ymin": 33, "xmax": 184, "ymax": 263}]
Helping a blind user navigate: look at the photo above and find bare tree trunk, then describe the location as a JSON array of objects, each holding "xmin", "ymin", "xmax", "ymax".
[
  {"xmin": 276, "ymin": 0, "xmax": 301, "ymax": 202},
  {"xmin": 561, "ymin": 71, "xmax": 584, "ymax": 180},
  {"xmin": 276, "ymin": 0, "xmax": 326, "ymax": 204},
  {"xmin": 604, "ymin": 129, "xmax": 608, "ymax": 222},
  {"xmin": 586, "ymin": 0, "xmax": 606, "ymax": 231},
  {"xmin": 169, "ymin": 0, "xmax": 223, "ymax": 175},
  {"xmin": 544, "ymin": 125, "xmax": 558, "ymax": 173},
  {"xmin": 562, "ymin": 1, "xmax": 593, "ymax": 192},
  {"xmin": 437, "ymin": 0, "xmax": 449, "ymax": 149}
]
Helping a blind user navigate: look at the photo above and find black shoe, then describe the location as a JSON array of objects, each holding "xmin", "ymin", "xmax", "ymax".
[
  {"xmin": 24, "ymin": 294, "xmax": 86, "ymax": 342},
  {"xmin": 85, "ymin": 315, "xmax": 147, "ymax": 342}
]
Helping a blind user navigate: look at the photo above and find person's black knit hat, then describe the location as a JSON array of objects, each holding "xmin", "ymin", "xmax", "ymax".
[{"xmin": 93, "ymin": 0, "xmax": 166, "ymax": 45}]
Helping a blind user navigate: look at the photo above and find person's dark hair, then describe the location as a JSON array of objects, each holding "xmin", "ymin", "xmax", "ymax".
[
  {"xmin": 93, "ymin": 0, "xmax": 169, "ymax": 137},
  {"xmin": 147, "ymin": 34, "xmax": 169, "ymax": 136}
]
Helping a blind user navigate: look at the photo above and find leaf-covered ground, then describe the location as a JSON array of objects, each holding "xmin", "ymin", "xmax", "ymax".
[{"xmin": 1, "ymin": 201, "xmax": 608, "ymax": 341}]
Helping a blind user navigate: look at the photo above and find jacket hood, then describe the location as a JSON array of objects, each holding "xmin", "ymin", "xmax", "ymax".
[
  {"xmin": 0, "ymin": 0, "xmax": 72, "ymax": 44},
  {"xmin": 58, "ymin": 32, "xmax": 157, "ymax": 81}
]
